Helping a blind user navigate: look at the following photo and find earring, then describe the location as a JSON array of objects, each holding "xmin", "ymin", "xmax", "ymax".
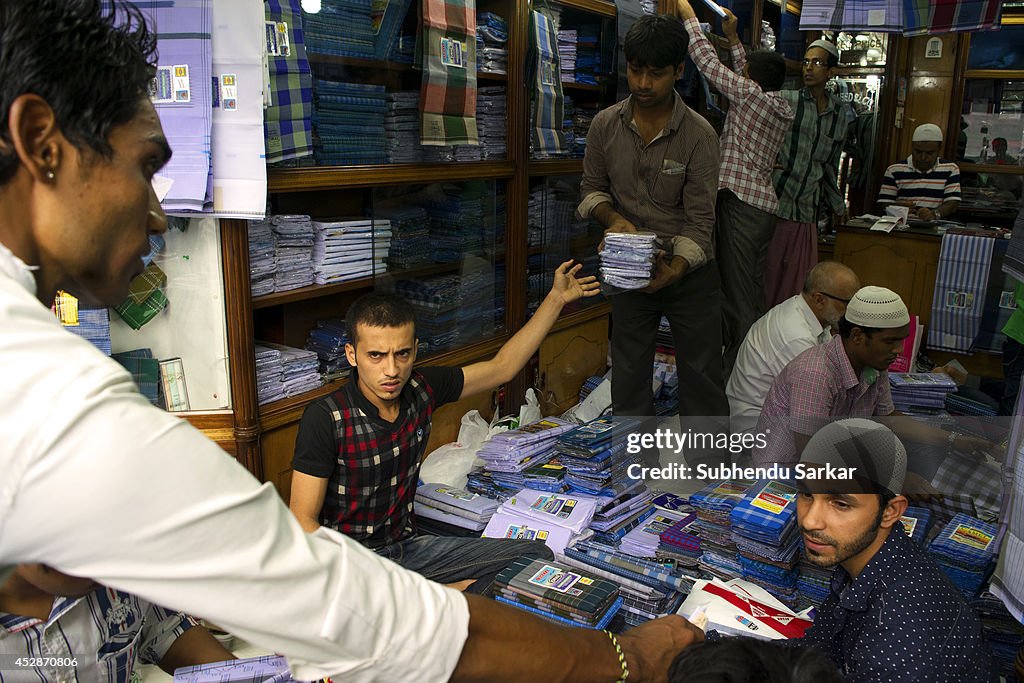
[{"xmin": 44, "ymin": 169, "xmax": 55, "ymax": 181}]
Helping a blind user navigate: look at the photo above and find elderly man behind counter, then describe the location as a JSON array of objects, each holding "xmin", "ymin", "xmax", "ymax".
[{"xmin": 877, "ymin": 123, "xmax": 962, "ymax": 222}]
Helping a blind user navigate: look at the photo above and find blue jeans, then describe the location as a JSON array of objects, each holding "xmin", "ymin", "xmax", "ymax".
[{"xmin": 376, "ymin": 535, "xmax": 552, "ymax": 594}]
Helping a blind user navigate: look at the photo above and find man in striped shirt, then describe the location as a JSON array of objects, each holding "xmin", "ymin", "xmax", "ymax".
[
  {"xmin": 766, "ymin": 40, "xmax": 850, "ymax": 309},
  {"xmin": 877, "ymin": 123, "xmax": 961, "ymax": 221},
  {"xmin": 674, "ymin": 0, "xmax": 795, "ymax": 376}
]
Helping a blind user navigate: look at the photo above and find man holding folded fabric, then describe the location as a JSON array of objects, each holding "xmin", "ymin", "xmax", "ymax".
[
  {"xmin": 578, "ymin": 14, "xmax": 728, "ymax": 458},
  {"xmin": 290, "ymin": 262, "xmax": 598, "ymax": 593},
  {"xmin": 674, "ymin": 0, "xmax": 794, "ymax": 377}
]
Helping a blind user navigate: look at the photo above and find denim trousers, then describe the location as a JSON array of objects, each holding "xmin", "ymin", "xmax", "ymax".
[{"xmin": 376, "ymin": 535, "xmax": 552, "ymax": 594}]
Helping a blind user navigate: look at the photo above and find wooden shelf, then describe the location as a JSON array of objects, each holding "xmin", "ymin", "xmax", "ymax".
[
  {"xmin": 551, "ymin": 0, "xmax": 616, "ymax": 17},
  {"xmin": 835, "ymin": 66, "xmax": 886, "ymax": 76},
  {"xmin": 478, "ymin": 71, "xmax": 509, "ymax": 82},
  {"xmin": 528, "ymin": 159, "xmax": 584, "ymax": 176},
  {"xmin": 306, "ymin": 54, "xmax": 415, "ymax": 72},
  {"xmin": 258, "ymin": 333, "xmax": 511, "ymax": 427},
  {"xmin": 268, "ymin": 161, "xmax": 515, "ymax": 192},
  {"xmin": 963, "ymin": 70, "xmax": 1024, "ymax": 80},
  {"xmin": 252, "ymin": 257, "xmax": 507, "ymax": 309},
  {"xmin": 959, "ymin": 162, "xmax": 1024, "ymax": 175},
  {"xmin": 562, "ymin": 81, "xmax": 602, "ymax": 92}
]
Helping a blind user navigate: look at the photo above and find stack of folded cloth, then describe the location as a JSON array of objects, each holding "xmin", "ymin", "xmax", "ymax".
[
  {"xmin": 928, "ymin": 513, "xmax": 999, "ymax": 597},
  {"xmin": 600, "ymin": 232, "xmax": 660, "ymax": 290},
  {"xmin": 571, "ymin": 101, "xmax": 599, "ymax": 158},
  {"xmin": 477, "ymin": 12, "xmax": 508, "ymax": 74},
  {"xmin": 971, "ymin": 592, "xmax": 1024, "ymax": 678},
  {"xmin": 796, "ymin": 560, "xmax": 835, "ymax": 606},
  {"xmin": 490, "ymin": 461, "xmax": 568, "ymax": 494},
  {"xmin": 587, "ymin": 481, "xmax": 655, "ymax": 540},
  {"xmin": 653, "ymin": 350, "xmax": 679, "ymax": 416},
  {"xmin": 303, "ymin": 0, "xmax": 411, "ymax": 60},
  {"xmin": 888, "ymin": 372, "xmax": 957, "ymax": 414},
  {"xmin": 270, "ymin": 215, "xmax": 315, "ymax": 292},
  {"xmin": 483, "ymin": 489, "xmax": 599, "ymax": 554},
  {"xmin": 690, "ymin": 480, "xmax": 757, "ymax": 581},
  {"xmin": 489, "ymin": 557, "xmax": 623, "ymax": 629},
  {"xmin": 313, "ymin": 80, "xmax": 387, "ymax": 166},
  {"xmin": 574, "ymin": 24, "xmax": 602, "ymax": 86},
  {"xmin": 465, "ymin": 466, "xmax": 514, "ymax": 501},
  {"xmin": 557, "ymin": 29, "xmax": 577, "ymax": 83},
  {"xmin": 247, "ymin": 219, "xmax": 276, "ymax": 297},
  {"xmin": 476, "ymin": 86, "xmax": 508, "ymax": 159},
  {"xmin": 659, "ymin": 514, "xmax": 703, "ymax": 565},
  {"xmin": 730, "ymin": 480, "xmax": 802, "ymax": 606},
  {"xmin": 253, "ymin": 344, "xmax": 284, "ymax": 405},
  {"xmin": 257, "ymin": 342, "xmax": 321, "ymax": 398},
  {"xmin": 579, "ymin": 375, "xmax": 603, "ymax": 403},
  {"xmin": 561, "ymin": 538, "xmax": 690, "ymax": 627},
  {"xmin": 384, "ymin": 91, "xmax": 423, "ymax": 164},
  {"xmin": 414, "ymin": 483, "xmax": 500, "ymax": 532},
  {"xmin": 945, "ymin": 391, "xmax": 998, "ymax": 417},
  {"xmin": 478, "ymin": 417, "xmax": 576, "ymax": 473},
  {"xmin": 555, "ymin": 416, "xmax": 642, "ymax": 495},
  {"xmin": 65, "ymin": 307, "xmax": 112, "ymax": 356},
  {"xmin": 620, "ymin": 510, "xmax": 692, "ymax": 558},
  {"xmin": 304, "ymin": 319, "xmax": 350, "ymax": 381},
  {"xmin": 899, "ymin": 505, "xmax": 933, "ymax": 545},
  {"xmin": 377, "ymin": 206, "xmax": 431, "ymax": 269},
  {"xmin": 311, "ymin": 218, "xmax": 391, "ymax": 284},
  {"xmin": 424, "ymin": 186, "xmax": 487, "ymax": 262}
]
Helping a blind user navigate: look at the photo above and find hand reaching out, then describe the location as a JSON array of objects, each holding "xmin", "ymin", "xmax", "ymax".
[{"xmin": 550, "ymin": 259, "xmax": 601, "ymax": 305}]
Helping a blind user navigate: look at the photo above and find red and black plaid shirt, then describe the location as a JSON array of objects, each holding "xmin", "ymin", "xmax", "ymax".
[{"xmin": 293, "ymin": 367, "xmax": 463, "ymax": 548}]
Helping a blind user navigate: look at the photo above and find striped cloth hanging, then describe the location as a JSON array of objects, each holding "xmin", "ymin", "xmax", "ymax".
[
  {"xmin": 903, "ymin": 0, "xmax": 1003, "ymax": 36},
  {"xmin": 529, "ymin": 10, "xmax": 567, "ymax": 157},
  {"xmin": 264, "ymin": 0, "xmax": 314, "ymax": 164},
  {"xmin": 928, "ymin": 232, "xmax": 996, "ymax": 353},
  {"xmin": 420, "ymin": 0, "xmax": 479, "ymax": 146}
]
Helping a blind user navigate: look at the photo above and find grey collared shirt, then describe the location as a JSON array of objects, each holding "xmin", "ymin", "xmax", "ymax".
[{"xmin": 578, "ymin": 92, "xmax": 720, "ymax": 269}]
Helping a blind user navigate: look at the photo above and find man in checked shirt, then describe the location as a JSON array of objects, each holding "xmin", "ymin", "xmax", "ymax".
[{"xmin": 674, "ymin": 0, "xmax": 794, "ymax": 379}]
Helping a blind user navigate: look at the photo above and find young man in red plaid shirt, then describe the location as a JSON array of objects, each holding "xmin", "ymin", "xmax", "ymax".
[{"xmin": 674, "ymin": 0, "xmax": 794, "ymax": 378}]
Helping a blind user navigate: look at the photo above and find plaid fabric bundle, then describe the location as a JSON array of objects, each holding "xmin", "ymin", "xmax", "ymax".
[
  {"xmin": 903, "ymin": 0, "xmax": 1003, "ymax": 35},
  {"xmin": 420, "ymin": 0, "xmax": 478, "ymax": 146},
  {"xmin": 126, "ymin": 263, "xmax": 167, "ymax": 306},
  {"xmin": 563, "ymin": 546, "xmax": 688, "ymax": 593},
  {"xmin": 264, "ymin": 0, "xmax": 313, "ymax": 164},
  {"xmin": 799, "ymin": 0, "xmax": 904, "ymax": 32},
  {"xmin": 929, "ymin": 233, "xmax": 995, "ymax": 353},
  {"xmin": 529, "ymin": 10, "xmax": 566, "ymax": 157},
  {"xmin": 730, "ymin": 481, "xmax": 799, "ymax": 546},
  {"xmin": 734, "ymin": 532, "xmax": 801, "ymax": 566},
  {"xmin": 928, "ymin": 513, "xmax": 1000, "ymax": 596},
  {"xmin": 660, "ymin": 515, "xmax": 702, "ymax": 557},
  {"xmin": 900, "ymin": 506, "xmax": 933, "ymax": 545},
  {"xmin": 797, "ymin": 561, "xmax": 835, "ymax": 605},
  {"xmin": 555, "ymin": 416, "xmax": 642, "ymax": 459},
  {"xmin": 490, "ymin": 557, "xmax": 621, "ymax": 628},
  {"xmin": 112, "ymin": 349, "xmax": 161, "ymax": 405},
  {"xmin": 590, "ymin": 507, "xmax": 655, "ymax": 545},
  {"xmin": 932, "ymin": 452, "xmax": 1003, "ymax": 523},
  {"xmin": 114, "ymin": 289, "xmax": 169, "ymax": 330}
]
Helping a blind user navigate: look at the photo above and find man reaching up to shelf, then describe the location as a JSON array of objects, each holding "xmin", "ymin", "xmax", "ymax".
[{"xmin": 289, "ymin": 261, "xmax": 600, "ymax": 593}]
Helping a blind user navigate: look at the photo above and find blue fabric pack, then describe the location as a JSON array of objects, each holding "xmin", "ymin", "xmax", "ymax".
[
  {"xmin": 928, "ymin": 513, "xmax": 999, "ymax": 570},
  {"xmin": 729, "ymin": 480, "xmax": 799, "ymax": 546},
  {"xmin": 900, "ymin": 506, "xmax": 933, "ymax": 545}
]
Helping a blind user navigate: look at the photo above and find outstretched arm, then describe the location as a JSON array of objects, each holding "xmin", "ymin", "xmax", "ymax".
[
  {"xmin": 460, "ymin": 260, "xmax": 600, "ymax": 398},
  {"xmin": 674, "ymin": 0, "xmax": 753, "ymax": 102}
]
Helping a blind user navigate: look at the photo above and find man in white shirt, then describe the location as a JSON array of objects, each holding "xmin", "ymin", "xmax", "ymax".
[
  {"xmin": 0, "ymin": 2, "xmax": 701, "ymax": 682},
  {"xmin": 727, "ymin": 261, "xmax": 859, "ymax": 433}
]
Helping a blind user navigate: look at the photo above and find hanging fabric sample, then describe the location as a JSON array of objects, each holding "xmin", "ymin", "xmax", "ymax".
[
  {"xmin": 134, "ymin": 0, "xmax": 214, "ymax": 212},
  {"xmin": 420, "ymin": 0, "xmax": 479, "ymax": 146},
  {"xmin": 264, "ymin": 0, "xmax": 314, "ymax": 164},
  {"xmin": 529, "ymin": 10, "xmax": 566, "ymax": 157},
  {"xmin": 928, "ymin": 232, "xmax": 996, "ymax": 353},
  {"xmin": 903, "ymin": 0, "xmax": 1003, "ymax": 36},
  {"xmin": 799, "ymin": 0, "xmax": 903, "ymax": 32}
]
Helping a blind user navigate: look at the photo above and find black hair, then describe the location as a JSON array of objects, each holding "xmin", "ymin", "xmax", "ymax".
[
  {"xmin": 668, "ymin": 639, "xmax": 845, "ymax": 683},
  {"xmin": 623, "ymin": 15, "xmax": 689, "ymax": 69},
  {"xmin": 0, "ymin": 1, "xmax": 157, "ymax": 185},
  {"xmin": 347, "ymin": 292, "xmax": 416, "ymax": 345},
  {"xmin": 826, "ymin": 52, "xmax": 840, "ymax": 68},
  {"xmin": 875, "ymin": 489, "xmax": 897, "ymax": 528},
  {"xmin": 746, "ymin": 50, "xmax": 786, "ymax": 92},
  {"xmin": 837, "ymin": 316, "xmax": 883, "ymax": 339}
]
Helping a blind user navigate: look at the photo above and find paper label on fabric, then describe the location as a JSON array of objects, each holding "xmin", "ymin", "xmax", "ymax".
[
  {"xmin": 946, "ymin": 291, "xmax": 976, "ymax": 309},
  {"xmin": 436, "ymin": 486, "xmax": 476, "ymax": 502},
  {"xmin": 220, "ymin": 74, "xmax": 238, "ymax": 111},
  {"xmin": 642, "ymin": 514, "xmax": 678, "ymax": 535},
  {"xmin": 951, "ymin": 524, "xmax": 994, "ymax": 551},
  {"xmin": 1000, "ymin": 291, "xmax": 1016, "ymax": 309},
  {"xmin": 53, "ymin": 290, "xmax": 79, "ymax": 326},
  {"xmin": 439, "ymin": 37, "xmax": 466, "ymax": 68},
  {"xmin": 151, "ymin": 67, "xmax": 175, "ymax": 103},
  {"xmin": 750, "ymin": 481, "xmax": 797, "ymax": 515},
  {"xmin": 172, "ymin": 65, "xmax": 191, "ymax": 103},
  {"xmin": 528, "ymin": 565, "xmax": 581, "ymax": 593},
  {"xmin": 711, "ymin": 482, "xmax": 749, "ymax": 498},
  {"xmin": 265, "ymin": 21, "xmax": 290, "ymax": 57},
  {"xmin": 867, "ymin": 9, "xmax": 887, "ymax": 26},
  {"xmin": 900, "ymin": 516, "xmax": 918, "ymax": 536},
  {"xmin": 151, "ymin": 175, "xmax": 174, "ymax": 202},
  {"xmin": 541, "ymin": 60, "xmax": 556, "ymax": 86},
  {"xmin": 502, "ymin": 525, "xmax": 549, "ymax": 541}
]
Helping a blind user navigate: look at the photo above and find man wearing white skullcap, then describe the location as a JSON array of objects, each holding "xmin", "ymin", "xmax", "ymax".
[
  {"xmin": 753, "ymin": 286, "xmax": 990, "ymax": 463},
  {"xmin": 789, "ymin": 419, "xmax": 995, "ymax": 682},
  {"xmin": 877, "ymin": 123, "xmax": 961, "ymax": 221}
]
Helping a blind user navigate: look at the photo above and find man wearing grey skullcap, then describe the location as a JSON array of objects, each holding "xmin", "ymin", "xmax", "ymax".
[
  {"xmin": 763, "ymin": 39, "xmax": 849, "ymax": 309},
  {"xmin": 877, "ymin": 123, "xmax": 962, "ymax": 221},
  {"xmin": 754, "ymin": 286, "xmax": 990, "ymax": 464},
  {"xmin": 789, "ymin": 419, "xmax": 994, "ymax": 682}
]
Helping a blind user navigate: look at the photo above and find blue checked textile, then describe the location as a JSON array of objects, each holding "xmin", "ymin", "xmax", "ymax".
[
  {"xmin": 800, "ymin": 0, "xmax": 904, "ymax": 32},
  {"xmin": 264, "ymin": 0, "xmax": 313, "ymax": 164},
  {"xmin": 112, "ymin": 348, "xmax": 161, "ymax": 405},
  {"xmin": 529, "ymin": 10, "xmax": 566, "ymax": 156},
  {"xmin": 904, "ymin": 0, "xmax": 1003, "ymax": 36},
  {"xmin": 901, "ymin": 506, "xmax": 933, "ymax": 544},
  {"xmin": 730, "ymin": 480, "xmax": 799, "ymax": 544},
  {"xmin": 494, "ymin": 595, "xmax": 622, "ymax": 629},
  {"xmin": 566, "ymin": 546, "xmax": 692, "ymax": 593},
  {"xmin": 928, "ymin": 513, "xmax": 1000, "ymax": 570},
  {"xmin": 929, "ymin": 233, "xmax": 995, "ymax": 353},
  {"xmin": 800, "ymin": 0, "xmax": 1001, "ymax": 34},
  {"xmin": 690, "ymin": 480, "xmax": 756, "ymax": 512}
]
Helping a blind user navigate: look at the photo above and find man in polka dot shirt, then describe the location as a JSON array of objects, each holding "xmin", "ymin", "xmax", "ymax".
[{"xmin": 792, "ymin": 419, "xmax": 995, "ymax": 681}]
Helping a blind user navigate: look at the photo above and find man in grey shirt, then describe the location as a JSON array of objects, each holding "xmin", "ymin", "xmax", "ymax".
[{"xmin": 578, "ymin": 14, "xmax": 727, "ymax": 463}]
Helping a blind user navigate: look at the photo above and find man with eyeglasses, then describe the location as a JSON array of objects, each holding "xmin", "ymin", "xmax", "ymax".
[
  {"xmin": 753, "ymin": 287, "xmax": 991, "ymax": 464},
  {"xmin": 727, "ymin": 261, "xmax": 859, "ymax": 435},
  {"xmin": 765, "ymin": 40, "xmax": 850, "ymax": 309}
]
